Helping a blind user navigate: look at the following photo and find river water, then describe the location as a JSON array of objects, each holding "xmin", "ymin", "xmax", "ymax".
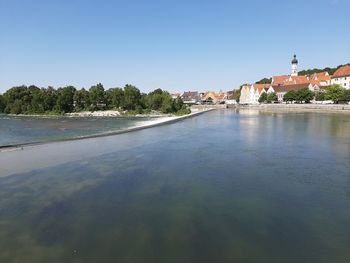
[
  {"xmin": 0, "ymin": 114, "xmax": 159, "ymax": 147},
  {"xmin": 0, "ymin": 109, "xmax": 349, "ymax": 263}
]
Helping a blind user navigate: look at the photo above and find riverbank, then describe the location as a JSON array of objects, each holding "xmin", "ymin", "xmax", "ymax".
[
  {"xmin": 237, "ymin": 103, "xmax": 350, "ymax": 114},
  {"xmin": 0, "ymin": 109, "xmax": 212, "ymax": 152}
]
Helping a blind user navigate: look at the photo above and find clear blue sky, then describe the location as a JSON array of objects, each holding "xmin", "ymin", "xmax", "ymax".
[{"xmin": 0, "ymin": 0, "xmax": 349, "ymax": 93}]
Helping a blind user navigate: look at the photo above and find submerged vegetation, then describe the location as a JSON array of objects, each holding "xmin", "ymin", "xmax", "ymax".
[{"xmin": 0, "ymin": 84, "xmax": 190, "ymax": 116}]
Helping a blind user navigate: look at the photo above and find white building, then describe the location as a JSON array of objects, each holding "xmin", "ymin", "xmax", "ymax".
[
  {"xmin": 239, "ymin": 84, "xmax": 270, "ymax": 104},
  {"xmin": 331, "ymin": 65, "xmax": 350, "ymax": 89}
]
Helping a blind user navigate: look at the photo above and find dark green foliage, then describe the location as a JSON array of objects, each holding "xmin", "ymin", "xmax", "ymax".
[
  {"xmin": 173, "ymin": 97, "xmax": 184, "ymax": 112},
  {"xmin": 283, "ymin": 90, "xmax": 297, "ymax": 103},
  {"xmin": 106, "ymin": 88, "xmax": 124, "ymax": 109},
  {"xmin": 175, "ymin": 104, "xmax": 191, "ymax": 115},
  {"xmin": 315, "ymin": 92, "xmax": 325, "ymax": 101},
  {"xmin": 3, "ymin": 86, "xmax": 32, "ymax": 114},
  {"xmin": 235, "ymin": 88, "xmax": 241, "ymax": 103},
  {"xmin": 295, "ymin": 88, "xmax": 314, "ymax": 103},
  {"xmin": 258, "ymin": 92, "xmax": 267, "ymax": 103},
  {"xmin": 0, "ymin": 84, "xmax": 190, "ymax": 115},
  {"xmin": 42, "ymin": 87, "xmax": 58, "ymax": 111},
  {"xmin": 283, "ymin": 88, "xmax": 314, "ymax": 103},
  {"xmin": 122, "ymin": 85, "xmax": 141, "ymax": 111},
  {"xmin": 89, "ymin": 83, "xmax": 106, "ymax": 110},
  {"xmin": 342, "ymin": 90, "xmax": 350, "ymax": 101},
  {"xmin": 267, "ymin": 92, "xmax": 278, "ymax": 103},
  {"xmin": 0, "ymin": 95, "xmax": 5, "ymax": 112},
  {"xmin": 28, "ymin": 85, "xmax": 44, "ymax": 113},
  {"xmin": 55, "ymin": 86, "xmax": 76, "ymax": 113},
  {"xmin": 324, "ymin": 84, "xmax": 347, "ymax": 103},
  {"xmin": 74, "ymin": 88, "xmax": 90, "ymax": 111},
  {"xmin": 298, "ymin": 64, "xmax": 350, "ymax": 76},
  {"xmin": 256, "ymin": 78, "xmax": 272, "ymax": 84}
]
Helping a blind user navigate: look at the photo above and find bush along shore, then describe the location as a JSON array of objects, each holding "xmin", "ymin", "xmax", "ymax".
[{"xmin": 0, "ymin": 84, "xmax": 191, "ymax": 116}]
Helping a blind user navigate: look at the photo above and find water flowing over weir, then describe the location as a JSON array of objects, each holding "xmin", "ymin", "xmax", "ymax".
[{"xmin": 1, "ymin": 109, "xmax": 350, "ymax": 263}]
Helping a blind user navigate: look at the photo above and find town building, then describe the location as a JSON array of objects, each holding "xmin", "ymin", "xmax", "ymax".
[
  {"xmin": 331, "ymin": 65, "xmax": 350, "ymax": 89},
  {"xmin": 270, "ymin": 83, "xmax": 313, "ymax": 102},
  {"xmin": 181, "ymin": 91, "xmax": 200, "ymax": 104},
  {"xmin": 240, "ymin": 84, "xmax": 271, "ymax": 104},
  {"xmin": 241, "ymin": 55, "xmax": 334, "ymax": 104},
  {"xmin": 201, "ymin": 91, "xmax": 227, "ymax": 104}
]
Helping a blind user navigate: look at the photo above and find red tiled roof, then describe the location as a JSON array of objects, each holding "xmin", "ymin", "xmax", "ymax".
[
  {"xmin": 272, "ymin": 75, "xmax": 312, "ymax": 86},
  {"xmin": 309, "ymin": 72, "xmax": 331, "ymax": 83},
  {"xmin": 182, "ymin": 91, "xmax": 198, "ymax": 99},
  {"xmin": 273, "ymin": 83, "xmax": 311, "ymax": 93},
  {"xmin": 272, "ymin": 76, "xmax": 289, "ymax": 85},
  {"xmin": 332, "ymin": 65, "xmax": 350, "ymax": 78},
  {"xmin": 253, "ymin": 84, "xmax": 271, "ymax": 93}
]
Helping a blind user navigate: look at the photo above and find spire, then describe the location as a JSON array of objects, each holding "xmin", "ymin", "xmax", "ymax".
[
  {"xmin": 291, "ymin": 54, "xmax": 298, "ymax": 64},
  {"xmin": 291, "ymin": 54, "xmax": 298, "ymax": 76}
]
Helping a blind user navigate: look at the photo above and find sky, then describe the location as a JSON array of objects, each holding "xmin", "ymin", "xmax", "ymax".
[{"xmin": 0, "ymin": 0, "xmax": 349, "ymax": 93}]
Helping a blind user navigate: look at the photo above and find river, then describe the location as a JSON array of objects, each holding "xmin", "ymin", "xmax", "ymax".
[{"xmin": 0, "ymin": 109, "xmax": 349, "ymax": 263}]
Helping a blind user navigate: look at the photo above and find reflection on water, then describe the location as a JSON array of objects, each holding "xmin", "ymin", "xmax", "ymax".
[{"xmin": 0, "ymin": 110, "xmax": 350, "ymax": 263}]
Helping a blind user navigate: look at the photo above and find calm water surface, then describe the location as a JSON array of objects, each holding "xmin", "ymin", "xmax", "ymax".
[
  {"xmin": 0, "ymin": 115, "xmax": 157, "ymax": 146},
  {"xmin": 0, "ymin": 110, "xmax": 350, "ymax": 263}
]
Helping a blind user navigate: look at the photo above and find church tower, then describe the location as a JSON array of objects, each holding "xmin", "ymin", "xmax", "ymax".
[{"xmin": 291, "ymin": 54, "xmax": 298, "ymax": 76}]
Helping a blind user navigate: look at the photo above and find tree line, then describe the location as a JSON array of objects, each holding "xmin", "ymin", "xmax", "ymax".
[{"xmin": 0, "ymin": 84, "xmax": 190, "ymax": 115}]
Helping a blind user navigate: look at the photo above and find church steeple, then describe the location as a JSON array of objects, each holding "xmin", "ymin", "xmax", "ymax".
[{"xmin": 291, "ymin": 54, "xmax": 298, "ymax": 76}]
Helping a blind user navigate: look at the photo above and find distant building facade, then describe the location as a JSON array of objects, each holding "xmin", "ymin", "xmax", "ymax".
[
  {"xmin": 331, "ymin": 65, "xmax": 350, "ymax": 89},
  {"xmin": 181, "ymin": 91, "xmax": 200, "ymax": 104},
  {"xmin": 240, "ymin": 55, "xmax": 335, "ymax": 104}
]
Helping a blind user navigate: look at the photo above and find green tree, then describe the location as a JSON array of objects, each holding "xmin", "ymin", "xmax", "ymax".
[
  {"xmin": 122, "ymin": 84, "xmax": 141, "ymax": 110},
  {"xmin": 0, "ymin": 95, "xmax": 5, "ymax": 113},
  {"xmin": 146, "ymin": 88, "xmax": 164, "ymax": 110},
  {"xmin": 160, "ymin": 93, "xmax": 174, "ymax": 113},
  {"xmin": 258, "ymin": 92, "xmax": 267, "ymax": 103},
  {"xmin": 267, "ymin": 92, "xmax": 278, "ymax": 103},
  {"xmin": 42, "ymin": 86, "xmax": 58, "ymax": 111},
  {"xmin": 256, "ymin": 78, "xmax": 272, "ymax": 84},
  {"xmin": 89, "ymin": 83, "xmax": 106, "ymax": 110},
  {"xmin": 173, "ymin": 97, "xmax": 184, "ymax": 112},
  {"xmin": 325, "ymin": 84, "xmax": 346, "ymax": 103},
  {"xmin": 74, "ymin": 88, "xmax": 90, "ymax": 111},
  {"xmin": 315, "ymin": 92, "xmax": 325, "ymax": 101},
  {"xmin": 341, "ymin": 90, "xmax": 350, "ymax": 102},
  {"xmin": 3, "ymin": 86, "xmax": 30, "ymax": 114},
  {"xmin": 283, "ymin": 90, "xmax": 296, "ymax": 103},
  {"xmin": 28, "ymin": 85, "xmax": 44, "ymax": 113},
  {"xmin": 295, "ymin": 88, "xmax": 314, "ymax": 103},
  {"xmin": 235, "ymin": 88, "xmax": 241, "ymax": 103},
  {"xmin": 55, "ymin": 86, "xmax": 76, "ymax": 113},
  {"xmin": 175, "ymin": 104, "xmax": 191, "ymax": 116},
  {"xmin": 106, "ymin": 88, "xmax": 124, "ymax": 109}
]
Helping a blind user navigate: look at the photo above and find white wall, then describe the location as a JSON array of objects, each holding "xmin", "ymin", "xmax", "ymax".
[{"xmin": 331, "ymin": 76, "xmax": 350, "ymax": 89}]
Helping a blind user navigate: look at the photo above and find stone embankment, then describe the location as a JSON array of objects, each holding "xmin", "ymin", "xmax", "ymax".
[
  {"xmin": 237, "ymin": 104, "xmax": 350, "ymax": 113},
  {"xmin": 191, "ymin": 104, "xmax": 227, "ymax": 111}
]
